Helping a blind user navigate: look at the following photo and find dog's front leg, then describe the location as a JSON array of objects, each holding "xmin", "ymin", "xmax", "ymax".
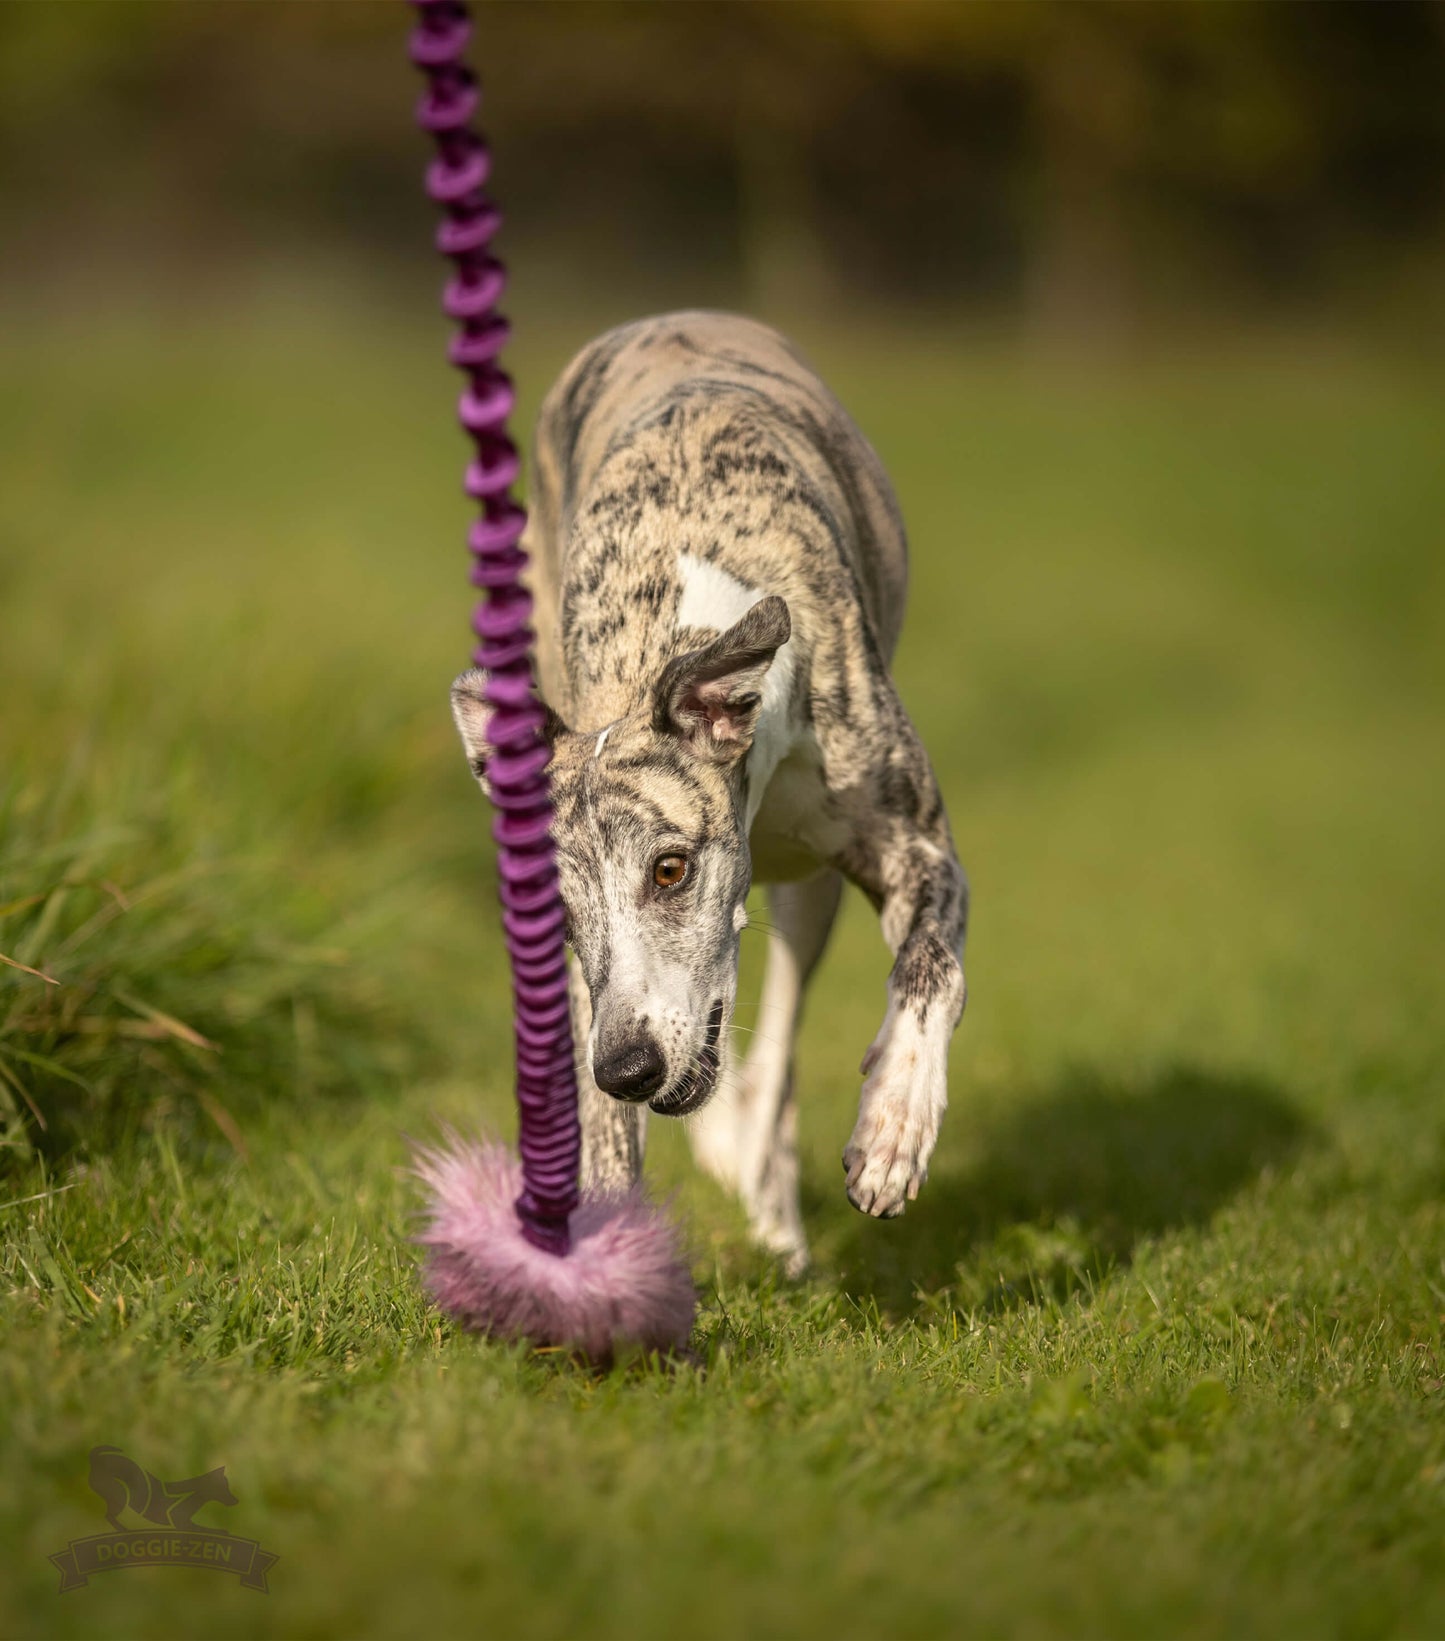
[
  {"xmin": 839, "ymin": 789, "xmax": 967, "ymax": 1219},
  {"xmin": 568, "ymin": 960, "xmax": 646, "ymax": 1191},
  {"xmin": 691, "ymin": 871, "xmax": 842, "ymax": 1274}
]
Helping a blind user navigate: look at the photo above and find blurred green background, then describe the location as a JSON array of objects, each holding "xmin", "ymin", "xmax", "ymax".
[
  {"xmin": 5, "ymin": 2, "xmax": 1445, "ymax": 333},
  {"xmin": 3, "ymin": 5, "xmax": 1445, "ymax": 1638}
]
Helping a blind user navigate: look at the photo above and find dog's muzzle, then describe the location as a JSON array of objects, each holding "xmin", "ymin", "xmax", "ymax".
[{"xmin": 648, "ymin": 1001, "xmax": 724, "ymax": 1117}]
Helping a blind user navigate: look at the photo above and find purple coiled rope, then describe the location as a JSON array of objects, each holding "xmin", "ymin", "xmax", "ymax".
[{"xmin": 409, "ymin": 0, "xmax": 580, "ymax": 1256}]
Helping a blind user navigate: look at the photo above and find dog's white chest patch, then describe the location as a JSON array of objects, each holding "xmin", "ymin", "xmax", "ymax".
[
  {"xmin": 677, "ymin": 552, "xmax": 796, "ymax": 829},
  {"xmin": 677, "ymin": 553, "xmax": 760, "ymax": 633},
  {"xmin": 748, "ymin": 732, "xmax": 845, "ymax": 881}
]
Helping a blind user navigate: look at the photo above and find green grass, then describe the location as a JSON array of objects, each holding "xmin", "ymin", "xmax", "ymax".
[{"xmin": 2, "ymin": 284, "xmax": 1444, "ymax": 1638}]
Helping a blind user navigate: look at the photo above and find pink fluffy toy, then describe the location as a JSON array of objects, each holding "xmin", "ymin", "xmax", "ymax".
[{"xmin": 405, "ymin": 0, "xmax": 697, "ymax": 1359}]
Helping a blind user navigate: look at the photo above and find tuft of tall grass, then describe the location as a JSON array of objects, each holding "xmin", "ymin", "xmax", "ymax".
[{"xmin": 0, "ymin": 770, "xmax": 434, "ymax": 1164}]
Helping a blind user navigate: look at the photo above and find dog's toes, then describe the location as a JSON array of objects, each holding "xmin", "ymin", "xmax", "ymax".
[
  {"xmin": 843, "ymin": 1150, "xmax": 909, "ymax": 1218},
  {"xmin": 845, "ymin": 1181, "xmax": 876, "ymax": 1215},
  {"xmin": 846, "ymin": 1173, "xmax": 904, "ymax": 1218},
  {"xmin": 842, "ymin": 1145, "xmax": 871, "ymax": 1213},
  {"xmin": 843, "ymin": 1121, "xmax": 932, "ymax": 1218},
  {"xmin": 858, "ymin": 1178, "xmax": 907, "ymax": 1217}
]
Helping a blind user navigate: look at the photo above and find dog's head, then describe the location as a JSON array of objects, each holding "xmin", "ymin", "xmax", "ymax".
[{"xmin": 452, "ymin": 595, "xmax": 791, "ymax": 1116}]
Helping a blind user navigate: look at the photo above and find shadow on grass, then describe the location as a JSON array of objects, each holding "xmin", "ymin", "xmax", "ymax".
[{"xmin": 825, "ymin": 1063, "xmax": 1312, "ymax": 1319}]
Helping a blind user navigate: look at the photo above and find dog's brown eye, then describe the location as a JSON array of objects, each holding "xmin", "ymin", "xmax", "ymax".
[{"xmin": 653, "ymin": 854, "xmax": 690, "ymax": 889}]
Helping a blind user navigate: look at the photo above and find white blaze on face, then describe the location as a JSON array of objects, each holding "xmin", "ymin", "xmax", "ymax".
[
  {"xmin": 676, "ymin": 552, "xmax": 794, "ymax": 827},
  {"xmin": 591, "ymin": 855, "xmax": 698, "ymax": 1083}
]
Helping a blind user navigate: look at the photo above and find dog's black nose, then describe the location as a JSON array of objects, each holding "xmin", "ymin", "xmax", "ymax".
[{"xmin": 593, "ymin": 1036, "xmax": 667, "ymax": 1101}]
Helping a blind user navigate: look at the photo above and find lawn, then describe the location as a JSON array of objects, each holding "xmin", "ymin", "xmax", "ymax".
[{"xmin": 2, "ymin": 281, "xmax": 1444, "ymax": 1638}]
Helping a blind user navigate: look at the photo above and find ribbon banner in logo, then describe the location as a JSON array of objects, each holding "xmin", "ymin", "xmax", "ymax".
[{"xmin": 50, "ymin": 1530, "xmax": 279, "ymax": 1593}]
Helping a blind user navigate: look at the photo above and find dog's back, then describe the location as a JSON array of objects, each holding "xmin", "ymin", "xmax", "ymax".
[{"xmin": 526, "ymin": 311, "xmax": 908, "ymax": 729}]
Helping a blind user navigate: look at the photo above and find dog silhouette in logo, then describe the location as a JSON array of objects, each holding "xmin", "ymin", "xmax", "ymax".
[{"xmin": 88, "ymin": 1446, "xmax": 238, "ymax": 1532}]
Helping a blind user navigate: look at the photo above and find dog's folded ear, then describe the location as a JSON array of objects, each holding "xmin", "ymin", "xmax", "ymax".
[
  {"xmin": 450, "ymin": 670, "xmax": 568, "ymax": 787},
  {"xmin": 652, "ymin": 594, "xmax": 791, "ymax": 763}
]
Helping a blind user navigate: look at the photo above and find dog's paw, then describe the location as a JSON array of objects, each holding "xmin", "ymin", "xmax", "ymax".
[
  {"xmin": 842, "ymin": 1109, "xmax": 932, "ymax": 1218},
  {"xmin": 842, "ymin": 1015, "xmax": 947, "ymax": 1218}
]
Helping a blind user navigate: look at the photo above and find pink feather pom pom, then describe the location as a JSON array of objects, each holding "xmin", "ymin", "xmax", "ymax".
[{"xmin": 413, "ymin": 1134, "xmax": 697, "ymax": 1360}]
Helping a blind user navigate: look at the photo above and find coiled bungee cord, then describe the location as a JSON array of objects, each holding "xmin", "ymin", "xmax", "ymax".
[
  {"xmin": 410, "ymin": 0, "xmax": 579, "ymax": 1258},
  {"xmin": 407, "ymin": 0, "xmax": 696, "ymax": 1358}
]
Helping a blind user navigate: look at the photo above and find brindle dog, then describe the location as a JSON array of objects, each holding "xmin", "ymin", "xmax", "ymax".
[{"xmin": 452, "ymin": 312, "xmax": 967, "ymax": 1273}]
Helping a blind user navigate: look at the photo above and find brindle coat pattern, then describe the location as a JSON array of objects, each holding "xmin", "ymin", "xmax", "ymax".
[{"xmin": 452, "ymin": 311, "xmax": 967, "ymax": 1272}]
